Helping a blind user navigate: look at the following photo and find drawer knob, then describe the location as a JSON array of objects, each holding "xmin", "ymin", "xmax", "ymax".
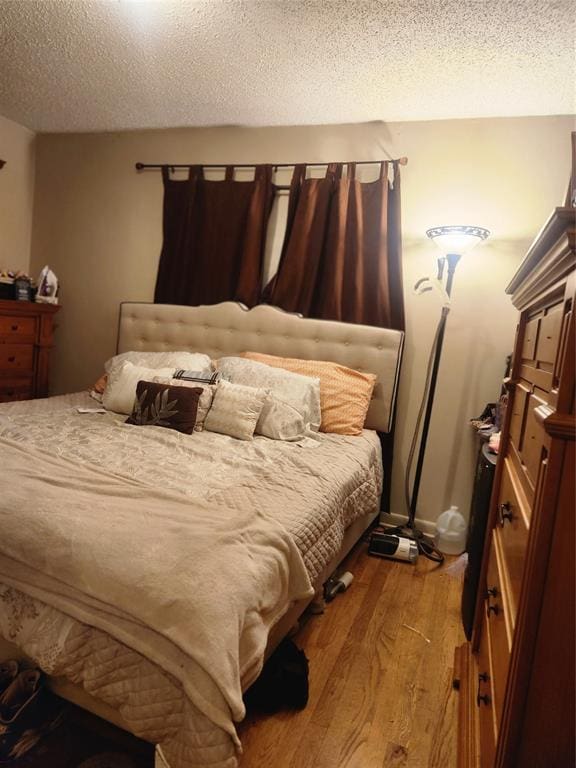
[
  {"xmin": 7, "ymin": 356, "xmax": 15, "ymax": 363},
  {"xmin": 11, "ymin": 325, "xmax": 18, "ymax": 331},
  {"xmin": 486, "ymin": 586, "xmax": 500, "ymax": 617},
  {"xmin": 498, "ymin": 501, "xmax": 513, "ymax": 526},
  {"xmin": 476, "ymin": 672, "xmax": 491, "ymax": 707}
]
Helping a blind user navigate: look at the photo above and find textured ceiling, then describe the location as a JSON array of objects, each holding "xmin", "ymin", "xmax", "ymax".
[{"xmin": 0, "ymin": 0, "xmax": 574, "ymax": 133}]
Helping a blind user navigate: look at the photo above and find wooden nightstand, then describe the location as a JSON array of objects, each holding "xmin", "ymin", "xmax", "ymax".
[{"xmin": 0, "ymin": 299, "xmax": 60, "ymax": 402}]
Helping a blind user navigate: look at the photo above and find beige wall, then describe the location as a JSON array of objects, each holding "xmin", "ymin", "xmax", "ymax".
[
  {"xmin": 0, "ymin": 114, "xmax": 36, "ymax": 274},
  {"xmin": 30, "ymin": 115, "xmax": 574, "ymax": 526}
]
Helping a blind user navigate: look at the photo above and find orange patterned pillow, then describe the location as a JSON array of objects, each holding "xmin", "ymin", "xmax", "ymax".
[{"xmin": 243, "ymin": 352, "xmax": 376, "ymax": 436}]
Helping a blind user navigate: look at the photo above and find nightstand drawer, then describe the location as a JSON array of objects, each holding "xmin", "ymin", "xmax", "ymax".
[
  {"xmin": 0, "ymin": 344, "xmax": 34, "ymax": 373},
  {"xmin": 0, "ymin": 378, "xmax": 34, "ymax": 402},
  {"xmin": 496, "ymin": 458, "xmax": 530, "ymax": 618},
  {"xmin": 0, "ymin": 315, "xmax": 37, "ymax": 343}
]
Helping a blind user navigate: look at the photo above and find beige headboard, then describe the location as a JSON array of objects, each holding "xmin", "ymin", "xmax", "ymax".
[{"xmin": 117, "ymin": 302, "xmax": 404, "ymax": 433}]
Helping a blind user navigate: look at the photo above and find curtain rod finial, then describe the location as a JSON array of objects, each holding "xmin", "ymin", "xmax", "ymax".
[
  {"xmin": 398, "ymin": 157, "xmax": 408, "ymax": 166},
  {"xmin": 135, "ymin": 162, "xmax": 144, "ymax": 171},
  {"xmin": 0, "ymin": 159, "xmax": 5, "ymax": 169}
]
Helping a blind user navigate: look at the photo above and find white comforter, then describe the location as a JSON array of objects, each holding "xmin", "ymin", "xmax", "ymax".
[{"xmin": 0, "ymin": 393, "xmax": 382, "ymax": 767}]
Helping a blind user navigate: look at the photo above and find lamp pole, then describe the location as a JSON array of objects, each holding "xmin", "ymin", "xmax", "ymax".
[{"xmin": 406, "ymin": 252, "xmax": 461, "ymax": 530}]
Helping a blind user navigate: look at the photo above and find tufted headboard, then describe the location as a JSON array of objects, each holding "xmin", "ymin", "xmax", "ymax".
[{"xmin": 117, "ymin": 302, "xmax": 404, "ymax": 433}]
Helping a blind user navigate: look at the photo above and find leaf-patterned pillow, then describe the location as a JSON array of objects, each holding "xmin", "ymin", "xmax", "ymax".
[{"xmin": 125, "ymin": 381, "xmax": 202, "ymax": 435}]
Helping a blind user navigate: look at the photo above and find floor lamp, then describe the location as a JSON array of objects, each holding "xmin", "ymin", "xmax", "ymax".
[{"xmin": 391, "ymin": 225, "xmax": 490, "ymax": 561}]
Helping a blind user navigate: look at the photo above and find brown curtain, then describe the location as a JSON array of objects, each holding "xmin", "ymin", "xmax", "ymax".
[
  {"xmin": 265, "ymin": 161, "xmax": 405, "ymax": 330},
  {"xmin": 154, "ymin": 165, "xmax": 274, "ymax": 307}
]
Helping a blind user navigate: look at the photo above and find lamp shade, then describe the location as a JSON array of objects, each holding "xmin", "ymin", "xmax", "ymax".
[{"xmin": 426, "ymin": 225, "xmax": 490, "ymax": 255}]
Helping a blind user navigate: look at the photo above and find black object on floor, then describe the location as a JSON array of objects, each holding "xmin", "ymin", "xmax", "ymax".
[
  {"xmin": 1, "ymin": 696, "xmax": 153, "ymax": 768},
  {"xmin": 461, "ymin": 441, "xmax": 497, "ymax": 639},
  {"xmin": 244, "ymin": 639, "xmax": 309, "ymax": 713}
]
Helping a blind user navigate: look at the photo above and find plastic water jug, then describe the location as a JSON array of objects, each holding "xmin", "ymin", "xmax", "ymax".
[{"xmin": 435, "ymin": 505, "xmax": 467, "ymax": 555}]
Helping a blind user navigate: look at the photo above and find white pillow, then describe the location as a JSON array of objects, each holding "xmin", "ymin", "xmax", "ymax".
[
  {"xmin": 103, "ymin": 362, "xmax": 176, "ymax": 414},
  {"xmin": 216, "ymin": 357, "xmax": 321, "ymax": 437},
  {"xmin": 258, "ymin": 399, "xmax": 308, "ymax": 441},
  {"xmin": 204, "ymin": 380, "xmax": 268, "ymax": 441},
  {"xmin": 105, "ymin": 351, "xmax": 212, "ymax": 379},
  {"xmin": 153, "ymin": 377, "xmax": 216, "ymax": 432}
]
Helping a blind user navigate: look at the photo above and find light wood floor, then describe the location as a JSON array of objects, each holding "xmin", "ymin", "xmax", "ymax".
[{"xmin": 239, "ymin": 541, "xmax": 466, "ymax": 768}]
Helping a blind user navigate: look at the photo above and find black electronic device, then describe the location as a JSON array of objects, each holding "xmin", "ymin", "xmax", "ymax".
[{"xmin": 368, "ymin": 530, "xmax": 418, "ymax": 563}]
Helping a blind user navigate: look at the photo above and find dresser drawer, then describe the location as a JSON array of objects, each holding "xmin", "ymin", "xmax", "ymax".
[
  {"xmin": 509, "ymin": 383, "xmax": 529, "ymax": 452},
  {"xmin": 497, "ymin": 459, "xmax": 530, "ymax": 617},
  {"xmin": 0, "ymin": 314, "xmax": 37, "ymax": 343},
  {"xmin": 485, "ymin": 536, "xmax": 512, "ymax": 725},
  {"xmin": 519, "ymin": 300, "xmax": 565, "ymax": 396},
  {"xmin": 0, "ymin": 344, "xmax": 34, "ymax": 373},
  {"xmin": 0, "ymin": 378, "xmax": 33, "ymax": 402},
  {"xmin": 521, "ymin": 315, "xmax": 539, "ymax": 361},
  {"xmin": 534, "ymin": 303, "xmax": 562, "ymax": 366},
  {"xmin": 521, "ymin": 392, "xmax": 549, "ymax": 487},
  {"xmin": 477, "ymin": 613, "xmax": 497, "ymax": 768}
]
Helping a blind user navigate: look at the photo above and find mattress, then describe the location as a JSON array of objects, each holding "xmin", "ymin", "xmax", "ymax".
[{"xmin": 0, "ymin": 392, "xmax": 382, "ymax": 767}]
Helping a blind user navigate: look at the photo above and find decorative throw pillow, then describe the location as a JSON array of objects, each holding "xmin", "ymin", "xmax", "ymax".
[
  {"xmin": 125, "ymin": 380, "xmax": 202, "ymax": 435},
  {"xmin": 104, "ymin": 351, "xmax": 212, "ymax": 379},
  {"xmin": 216, "ymin": 357, "xmax": 321, "ymax": 439},
  {"xmin": 243, "ymin": 352, "xmax": 376, "ymax": 436},
  {"xmin": 204, "ymin": 380, "xmax": 268, "ymax": 441},
  {"xmin": 103, "ymin": 362, "xmax": 176, "ymax": 414},
  {"xmin": 173, "ymin": 369, "xmax": 222, "ymax": 385},
  {"xmin": 153, "ymin": 376, "xmax": 216, "ymax": 432},
  {"xmin": 93, "ymin": 374, "xmax": 108, "ymax": 394}
]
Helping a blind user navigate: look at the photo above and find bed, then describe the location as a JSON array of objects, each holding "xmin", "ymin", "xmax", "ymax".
[{"xmin": 0, "ymin": 301, "xmax": 403, "ymax": 768}]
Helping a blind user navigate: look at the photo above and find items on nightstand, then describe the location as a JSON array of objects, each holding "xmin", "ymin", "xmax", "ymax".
[
  {"xmin": 0, "ymin": 270, "xmax": 35, "ymax": 301},
  {"xmin": 469, "ymin": 401, "xmax": 497, "ymax": 436},
  {"xmin": 0, "ymin": 275, "xmax": 14, "ymax": 301},
  {"xmin": 14, "ymin": 275, "xmax": 32, "ymax": 301},
  {"xmin": 36, "ymin": 265, "xmax": 59, "ymax": 305},
  {"xmin": 487, "ymin": 430, "xmax": 500, "ymax": 453}
]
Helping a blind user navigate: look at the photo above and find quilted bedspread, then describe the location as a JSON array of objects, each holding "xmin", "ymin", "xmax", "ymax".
[{"xmin": 0, "ymin": 392, "xmax": 382, "ymax": 767}]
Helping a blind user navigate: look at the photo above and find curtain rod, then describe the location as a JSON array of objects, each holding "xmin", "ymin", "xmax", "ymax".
[{"xmin": 135, "ymin": 157, "xmax": 408, "ymax": 171}]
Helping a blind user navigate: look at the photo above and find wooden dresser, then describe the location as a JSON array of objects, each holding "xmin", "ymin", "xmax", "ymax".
[
  {"xmin": 455, "ymin": 206, "xmax": 575, "ymax": 768},
  {"xmin": 0, "ymin": 299, "xmax": 60, "ymax": 402}
]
